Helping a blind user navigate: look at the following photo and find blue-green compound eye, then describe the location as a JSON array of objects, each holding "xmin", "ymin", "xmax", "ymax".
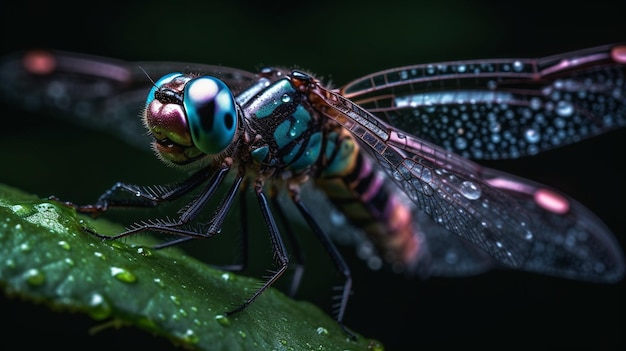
[{"xmin": 183, "ymin": 76, "xmax": 237, "ymax": 155}]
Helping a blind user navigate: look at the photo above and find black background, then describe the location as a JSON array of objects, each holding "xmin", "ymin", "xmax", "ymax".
[{"xmin": 1, "ymin": 0, "xmax": 624, "ymax": 349}]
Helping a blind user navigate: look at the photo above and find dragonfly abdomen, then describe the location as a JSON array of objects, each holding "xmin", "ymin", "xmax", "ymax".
[{"xmin": 316, "ymin": 127, "xmax": 422, "ymax": 269}]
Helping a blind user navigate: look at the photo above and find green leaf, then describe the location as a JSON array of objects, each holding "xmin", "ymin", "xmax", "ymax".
[{"xmin": 0, "ymin": 183, "xmax": 383, "ymax": 351}]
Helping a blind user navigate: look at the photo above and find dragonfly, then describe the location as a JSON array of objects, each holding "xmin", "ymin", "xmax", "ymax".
[{"xmin": 0, "ymin": 43, "xmax": 624, "ymax": 336}]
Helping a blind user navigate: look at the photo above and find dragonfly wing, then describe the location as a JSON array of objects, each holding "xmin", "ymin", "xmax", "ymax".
[
  {"xmin": 308, "ymin": 83, "xmax": 624, "ymax": 281},
  {"xmin": 309, "ymin": 86, "xmax": 536, "ymax": 269},
  {"xmin": 386, "ymin": 129, "xmax": 624, "ymax": 281},
  {"xmin": 341, "ymin": 43, "xmax": 626, "ymax": 160},
  {"xmin": 411, "ymin": 209, "xmax": 496, "ymax": 277},
  {"xmin": 0, "ymin": 50, "xmax": 259, "ymax": 151},
  {"xmin": 482, "ymin": 167, "xmax": 625, "ymax": 282}
]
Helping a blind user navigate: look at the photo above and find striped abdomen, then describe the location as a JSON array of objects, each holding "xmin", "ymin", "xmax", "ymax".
[{"xmin": 315, "ymin": 127, "xmax": 423, "ymax": 268}]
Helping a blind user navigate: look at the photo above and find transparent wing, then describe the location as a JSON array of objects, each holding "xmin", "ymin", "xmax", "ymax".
[
  {"xmin": 0, "ymin": 50, "xmax": 260, "ymax": 151},
  {"xmin": 341, "ymin": 43, "xmax": 626, "ymax": 160},
  {"xmin": 308, "ymin": 83, "xmax": 625, "ymax": 281},
  {"xmin": 482, "ymin": 167, "xmax": 625, "ymax": 282}
]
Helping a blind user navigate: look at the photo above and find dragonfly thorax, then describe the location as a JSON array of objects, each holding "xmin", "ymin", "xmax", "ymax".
[{"xmin": 240, "ymin": 77, "xmax": 325, "ymax": 177}]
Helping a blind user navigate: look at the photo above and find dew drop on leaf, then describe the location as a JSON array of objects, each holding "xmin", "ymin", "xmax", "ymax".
[
  {"xmin": 24, "ymin": 268, "xmax": 45, "ymax": 286},
  {"xmin": 215, "ymin": 314, "xmax": 230, "ymax": 326},
  {"xmin": 110, "ymin": 266, "xmax": 137, "ymax": 283}
]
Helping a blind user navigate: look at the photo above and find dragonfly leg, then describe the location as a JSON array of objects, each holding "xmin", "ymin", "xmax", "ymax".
[
  {"xmin": 225, "ymin": 187, "xmax": 289, "ymax": 316},
  {"xmin": 50, "ymin": 166, "xmax": 219, "ymax": 216},
  {"xmin": 155, "ymin": 176, "xmax": 248, "ymax": 271},
  {"xmin": 84, "ymin": 167, "xmax": 232, "ymax": 242},
  {"xmin": 156, "ymin": 176, "xmax": 251, "ymax": 272},
  {"xmin": 269, "ymin": 189, "xmax": 305, "ymax": 298},
  {"xmin": 289, "ymin": 191, "xmax": 355, "ymax": 339},
  {"xmin": 202, "ymin": 177, "xmax": 250, "ymax": 272}
]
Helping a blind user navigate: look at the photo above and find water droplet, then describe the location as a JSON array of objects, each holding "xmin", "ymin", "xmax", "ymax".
[
  {"xmin": 64, "ymin": 258, "xmax": 75, "ymax": 266},
  {"xmin": 460, "ymin": 181, "xmax": 481, "ymax": 200},
  {"xmin": 215, "ymin": 314, "xmax": 230, "ymax": 326},
  {"xmin": 94, "ymin": 252, "xmax": 106, "ymax": 260},
  {"xmin": 57, "ymin": 240, "xmax": 71, "ymax": 250},
  {"xmin": 221, "ymin": 272, "xmax": 231, "ymax": 281},
  {"xmin": 170, "ymin": 295, "xmax": 181, "ymax": 305},
  {"xmin": 367, "ymin": 256, "xmax": 383, "ymax": 271},
  {"xmin": 316, "ymin": 327, "xmax": 329, "ymax": 335},
  {"xmin": 110, "ymin": 267, "xmax": 137, "ymax": 283},
  {"xmin": 281, "ymin": 93, "xmax": 291, "ymax": 103},
  {"xmin": 5, "ymin": 258, "xmax": 15, "ymax": 269},
  {"xmin": 238, "ymin": 330, "xmax": 247, "ymax": 339},
  {"xmin": 556, "ymin": 100, "xmax": 573, "ymax": 117},
  {"xmin": 180, "ymin": 328, "xmax": 200, "ymax": 344},
  {"xmin": 486, "ymin": 122, "xmax": 499, "ymax": 135},
  {"xmin": 529, "ymin": 97, "xmax": 542, "ymax": 110},
  {"xmin": 445, "ymin": 250, "xmax": 459, "ymax": 264},
  {"xmin": 19, "ymin": 242, "xmax": 31, "ymax": 252},
  {"xmin": 454, "ymin": 137, "xmax": 467, "ymax": 150},
  {"xmin": 330, "ymin": 210, "xmax": 346, "ymax": 225},
  {"xmin": 512, "ymin": 60, "xmax": 524, "ymax": 72},
  {"xmin": 280, "ymin": 339, "xmax": 288, "ymax": 345},
  {"xmin": 153, "ymin": 278, "xmax": 165, "ymax": 288},
  {"xmin": 24, "ymin": 268, "xmax": 45, "ymax": 286},
  {"xmin": 136, "ymin": 246, "xmax": 152, "ymax": 256},
  {"xmin": 88, "ymin": 293, "xmax": 112, "ymax": 320},
  {"xmin": 524, "ymin": 128, "xmax": 540, "ymax": 143}
]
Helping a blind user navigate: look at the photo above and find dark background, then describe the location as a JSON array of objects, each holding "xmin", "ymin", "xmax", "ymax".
[{"xmin": 1, "ymin": 0, "xmax": 624, "ymax": 349}]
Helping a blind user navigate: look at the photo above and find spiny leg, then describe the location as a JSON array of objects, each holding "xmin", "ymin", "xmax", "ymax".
[
  {"xmin": 290, "ymin": 191, "xmax": 355, "ymax": 339},
  {"xmin": 153, "ymin": 177, "xmax": 250, "ymax": 273},
  {"xmin": 52, "ymin": 166, "xmax": 218, "ymax": 216},
  {"xmin": 269, "ymin": 188, "xmax": 305, "ymax": 298},
  {"xmin": 215, "ymin": 178, "xmax": 250, "ymax": 272},
  {"xmin": 225, "ymin": 187, "xmax": 289, "ymax": 316},
  {"xmin": 87, "ymin": 166, "xmax": 231, "ymax": 241},
  {"xmin": 122, "ymin": 170, "xmax": 242, "ymax": 241}
]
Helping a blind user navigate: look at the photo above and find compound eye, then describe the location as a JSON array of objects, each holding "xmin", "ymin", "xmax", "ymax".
[{"xmin": 183, "ymin": 76, "xmax": 237, "ymax": 154}]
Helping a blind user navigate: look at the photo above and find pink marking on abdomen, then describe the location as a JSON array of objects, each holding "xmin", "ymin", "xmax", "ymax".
[{"xmin": 360, "ymin": 172, "xmax": 384, "ymax": 202}]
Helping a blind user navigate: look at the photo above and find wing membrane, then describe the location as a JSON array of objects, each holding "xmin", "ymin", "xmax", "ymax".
[
  {"xmin": 341, "ymin": 43, "xmax": 626, "ymax": 160},
  {"xmin": 310, "ymin": 84, "xmax": 624, "ymax": 279}
]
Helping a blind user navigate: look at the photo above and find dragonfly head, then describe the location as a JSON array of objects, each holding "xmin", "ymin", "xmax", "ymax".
[{"xmin": 143, "ymin": 73, "xmax": 238, "ymax": 167}]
